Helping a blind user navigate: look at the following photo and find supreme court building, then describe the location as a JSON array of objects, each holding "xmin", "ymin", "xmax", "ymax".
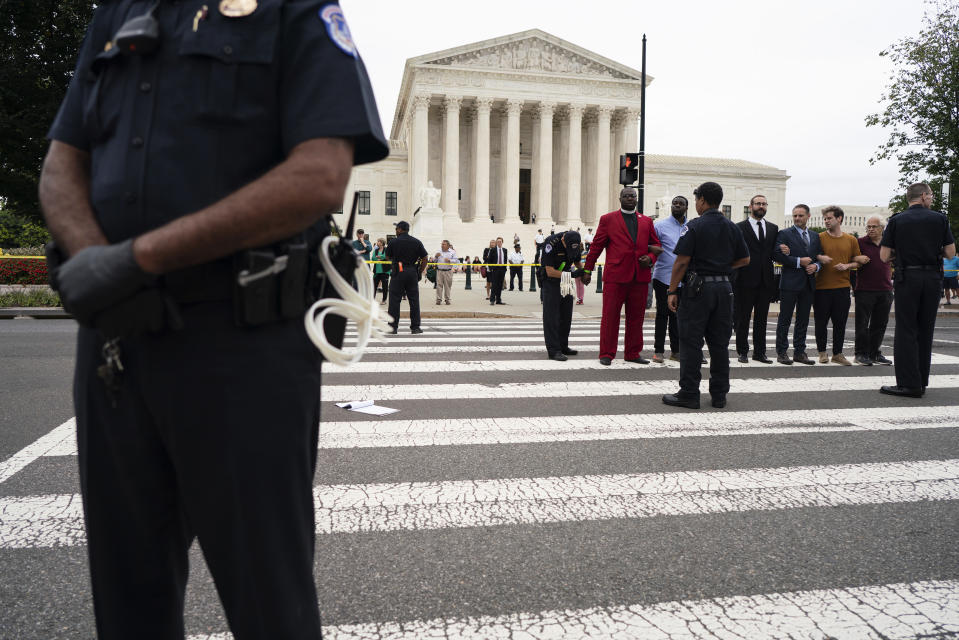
[{"xmin": 338, "ymin": 29, "xmax": 790, "ymax": 254}]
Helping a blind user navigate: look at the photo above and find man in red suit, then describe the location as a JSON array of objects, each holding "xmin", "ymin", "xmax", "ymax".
[{"xmin": 583, "ymin": 187, "xmax": 662, "ymax": 365}]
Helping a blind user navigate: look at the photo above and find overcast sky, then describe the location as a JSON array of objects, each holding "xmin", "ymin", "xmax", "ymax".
[{"xmin": 343, "ymin": 0, "xmax": 932, "ymax": 211}]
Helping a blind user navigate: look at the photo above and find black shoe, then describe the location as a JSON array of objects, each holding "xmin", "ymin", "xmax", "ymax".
[
  {"xmin": 662, "ymin": 393, "xmax": 700, "ymax": 409},
  {"xmin": 599, "ymin": 357, "xmax": 612, "ymax": 366},
  {"xmin": 561, "ymin": 348, "xmax": 578, "ymax": 356},
  {"xmin": 872, "ymin": 354, "xmax": 893, "ymax": 366},
  {"xmin": 410, "ymin": 328, "xmax": 423, "ymax": 334},
  {"xmin": 549, "ymin": 352, "xmax": 568, "ymax": 361},
  {"xmin": 793, "ymin": 352, "xmax": 814, "ymax": 365},
  {"xmin": 390, "ymin": 327, "xmax": 398, "ymax": 334},
  {"xmin": 879, "ymin": 385, "xmax": 923, "ymax": 398},
  {"xmin": 711, "ymin": 395, "xmax": 726, "ymax": 408},
  {"xmin": 855, "ymin": 354, "xmax": 873, "ymax": 366},
  {"xmin": 625, "ymin": 356, "xmax": 650, "ymax": 364},
  {"xmin": 751, "ymin": 354, "xmax": 773, "ymax": 364},
  {"xmin": 496, "ymin": 301, "xmax": 506, "ymax": 305},
  {"xmin": 737, "ymin": 354, "xmax": 749, "ymax": 363},
  {"xmin": 777, "ymin": 353, "xmax": 793, "ymax": 365}
]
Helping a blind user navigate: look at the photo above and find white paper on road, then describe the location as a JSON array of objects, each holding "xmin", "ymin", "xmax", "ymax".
[
  {"xmin": 335, "ymin": 400, "xmax": 399, "ymax": 415},
  {"xmin": 335, "ymin": 400, "xmax": 374, "ymax": 409}
]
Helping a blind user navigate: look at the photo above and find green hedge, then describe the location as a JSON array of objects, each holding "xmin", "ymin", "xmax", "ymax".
[{"xmin": 0, "ymin": 288, "xmax": 60, "ymax": 307}]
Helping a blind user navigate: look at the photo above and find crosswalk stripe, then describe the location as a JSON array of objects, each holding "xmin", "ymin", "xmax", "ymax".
[
  {"xmin": 0, "ymin": 418, "xmax": 75, "ymax": 484},
  {"xmin": 318, "ymin": 405, "xmax": 959, "ymax": 449},
  {"xmin": 4, "ymin": 460, "xmax": 957, "ymax": 547},
  {"xmin": 321, "ymin": 374, "xmax": 959, "ymax": 402},
  {"xmin": 186, "ymin": 579, "xmax": 959, "ymax": 640},
  {"xmin": 327, "ymin": 353, "xmax": 957, "ymax": 373},
  {"xmin": 337, "ymin": 343, "xmax": 879, "ymax": 355}
]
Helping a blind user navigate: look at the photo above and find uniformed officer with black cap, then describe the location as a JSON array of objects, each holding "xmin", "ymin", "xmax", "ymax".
[
  {"xmin": 662, "ymin": 182, "xmax": 750, "ymax": 409},
  {"xmin": 39, "ymin": 2, "xmax": 388, "ymax": 637},
  {"xmin": 879, "ymin": 182, "xmax": 956, "ymax": 397},
  {"xmin": 386, "ymin": 220, "xmax": 428, "ymax": 334},
  {"xmin": 538, "ymin": 230, "xmax": 584, "ymax": 360}
]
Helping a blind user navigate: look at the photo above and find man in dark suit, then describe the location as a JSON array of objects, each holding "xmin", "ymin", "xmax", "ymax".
[
  {"xmin": 733, "ymin": 195, "xmax": 779, "ymax": 363},
  {"xmin": 773, "ymin": 204, "xmax": 822, "ymax": 364},
  {"xmin": 488, "ymin": 236, "xmax": 508, "ymax": 305}
]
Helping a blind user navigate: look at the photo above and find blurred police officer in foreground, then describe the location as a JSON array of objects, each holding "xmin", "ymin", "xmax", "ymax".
[
  {"xmin": 38, "ymin": 2, "xmax": 388, "ymax": 637},
  {"xmin": 538, "ymin": 230, "xmax": 584, "ymax": 360},
  {"xmin": 662, "ymin": 182, "xmax": 749, "ymax": 409},
  {"xmin": 386, "ymin": 220, "xmax": 428, "ymax": 334},
  {"xmin": 879, "ymin": 182, "xmax": 956, "ymax": 397}
]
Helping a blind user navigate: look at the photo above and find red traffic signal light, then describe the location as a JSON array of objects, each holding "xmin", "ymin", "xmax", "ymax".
[{"xmin": 619, "ymin": 153, "xmax": 639, "ymax": 185}]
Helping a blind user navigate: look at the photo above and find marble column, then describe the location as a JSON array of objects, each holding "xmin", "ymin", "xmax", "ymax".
[
  {"xmin": 535, "ymin": 101, "xmax": 555, "ymax": 226},
  {"xmin": 442, "ymin": 96, "xmax": 462, "ymax": 217},
  {"xmin": 472, "ymin": 98, "xmax": 493, "ymax": 222},
  {"xmin": 503, "ymin": 99, "xmax": 522, "ymax": 222},
  {"xmin": 625, "ymin": 108, "xmax": 640, "ymax": 155},
  {"xmin": 564, "ymin": 104, "xmax": 584, "ymax": 226},
  {"xmin": 410, "ymin": 94, "xmax": 431, "ymax": 209},
  {"xmin": 594, "ymin": 106, "xmax": 612, "ymax": 220}
]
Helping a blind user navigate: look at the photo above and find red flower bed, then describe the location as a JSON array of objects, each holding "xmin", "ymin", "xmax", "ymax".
[{"xmin": 0, "ymin": 258, "xmax": 49, "ymax": 285}]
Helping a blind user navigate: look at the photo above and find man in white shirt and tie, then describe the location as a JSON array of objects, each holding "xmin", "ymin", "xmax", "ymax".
[
  {"xmin": 508, "ymin": 243, "xmax": 526, "ymax": 291},
  {"xmin": 733, "ymin": 195, "xmax": 779, "ymax": 364},
  {"xmin": 434, "ymin": 240, "xmax": 457, "ymax": 305},
  {"xmin": 489, "ymin": 237, "xmax": 508, "ymax": 305},
  {"xmin": 534, "ymin": 229, "xmax": 546, "ymax": 262}
]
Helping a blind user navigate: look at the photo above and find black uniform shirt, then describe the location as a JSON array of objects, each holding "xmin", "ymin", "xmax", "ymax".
[
  {"xmin": 385, "ymin": 234, "xmax": 427, "ymax": 266},
  {"xmin": 539, "ymin": 233, "xmax": 575, "ymax": 273},
  {"xmin": 48, "ymin": 0, "xmax": 388, "ymax": 243},
  {"xmin": 674, "ymin": 209, "xmax": 749, "ymax": 275},
  {"xmin": 881, "ymin": 205, "xmax": 955, "ymax": 267}
]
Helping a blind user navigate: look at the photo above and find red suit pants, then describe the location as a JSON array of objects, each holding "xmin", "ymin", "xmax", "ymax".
[{"xmin": 599, "ymin": 280, "xmax": 649, "ymax": 359}]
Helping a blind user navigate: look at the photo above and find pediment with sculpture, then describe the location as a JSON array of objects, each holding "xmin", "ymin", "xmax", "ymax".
[{"xmin": 424, "ymin": 38, "xmax": 635, "ymax": 80}]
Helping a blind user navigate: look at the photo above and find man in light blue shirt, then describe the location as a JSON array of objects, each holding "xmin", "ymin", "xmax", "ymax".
[{"xmin": 651, "ymin": 196, "xmax": 689, "ymax": 363}]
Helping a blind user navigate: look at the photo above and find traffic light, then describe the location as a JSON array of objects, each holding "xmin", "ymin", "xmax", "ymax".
[{"xmin": 619, "ymin": 153, "xmax": 638, "ymax": 185}]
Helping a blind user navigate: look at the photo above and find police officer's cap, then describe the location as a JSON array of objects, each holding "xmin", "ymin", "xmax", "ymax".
[
  {"xmin": 563, "ymin": 230, "xmax": 582, "ymax": 250},
  {"xmin": 394, "ymin": 220, "xmax": 410, "ymax": 231}
]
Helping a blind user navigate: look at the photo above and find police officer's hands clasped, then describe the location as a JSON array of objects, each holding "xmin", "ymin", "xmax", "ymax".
[{"xmin": 56, "ymin": 239, "xmax": 157, "ymax": 326}]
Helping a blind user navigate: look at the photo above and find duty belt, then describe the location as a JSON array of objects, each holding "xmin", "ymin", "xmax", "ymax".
[
  {"xmin": 702, "ymin": 275, "xmax": 730, "ymax": 282},
  {"xmin": 903, "ymin": 265, "xmax": 940, "ymax": 271},
  {"xmin": 163, "ymin": 260, "xmax": 233, "ymax": 303}
]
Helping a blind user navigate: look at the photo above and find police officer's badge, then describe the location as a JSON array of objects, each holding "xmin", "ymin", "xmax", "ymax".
[
  {"xmin": 319, "ymin": 5, "xmax": 358, "ymax": 58},
  {"xmin": 218, "ymin": 0, "xmax": 257, "ymax": 17}
]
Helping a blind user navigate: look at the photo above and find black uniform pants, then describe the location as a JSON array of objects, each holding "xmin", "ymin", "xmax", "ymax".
[
  {"xmin": 541, "ymin": 278, "xmax": 574, "ymax": 355},
  {"xmin": 733, "ymin": 282, "xmax": 773, "ymax": 356},
  {"xmin": 814, "ymin": 287, "xmax": 851, "ymax": 354},
  {"xmin": 509, "ymin": 266, "xmax": 523, "ymax": 291},
  {"xmin": 388, "ymin": 268, "xmax": 421, "ymax": 330},
  {"xmin": 75, "ymin": 302, "xmax": 322, "ymax": 640},
  {"xmin": 490, "ymin": 267, "xmax": 506, "ymax": 303},
  {"xmin": 652, "ymin": 279, "xmax": 678, "ymax": 355},
  {"xmin": 776, "ymin": 286, "xmax": 814, "ymax": 355},
  {"xmin": 677, "ymin": 281, "xmax": 734, "ymax": 399},
  {"xmin": 893, "ymin": 271, "xmax": 940, "ymax": 389},
  {"xmin": 854, "ymin": 290, "xmax": 893, "ymax": 358}
]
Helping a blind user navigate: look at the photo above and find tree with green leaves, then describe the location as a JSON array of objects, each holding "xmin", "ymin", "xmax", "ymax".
[
  {"xmin": 0, "ymin": 0, "xmax": 94, "ymax": 231},
  {"xmin": 866, "ymin": 1, "xmax": 959, "ymax": 236}
]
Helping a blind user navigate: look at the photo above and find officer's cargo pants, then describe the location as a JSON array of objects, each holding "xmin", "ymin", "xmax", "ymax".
[
  {"xmin": 541, "ymin": 278, "xmax": 573, "ymax": 356},
  {"xmin": 677, "ymin": 281, "xmax": 734, "ymax": 398}
]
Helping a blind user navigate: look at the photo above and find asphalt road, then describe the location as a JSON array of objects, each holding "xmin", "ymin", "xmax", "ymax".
[{"xmin": 1, "ymin": 315, "xmax": 957, "ymax": 639}]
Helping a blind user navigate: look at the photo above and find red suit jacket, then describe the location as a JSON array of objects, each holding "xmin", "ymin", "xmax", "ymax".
[{"xmin": 584, "ymin": 210, "xmax": 661, "ymax": 283}]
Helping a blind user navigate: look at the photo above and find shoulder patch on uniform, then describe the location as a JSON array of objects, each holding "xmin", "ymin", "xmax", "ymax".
[
  {"xmin": 544, "ymin": 243, "xmax": 552, "ymax": 253},
  {"xmin": 319, "ymin": 5, "xmax": 357, "ymax": 58},
  {"xmin": 679, "ymin": 225, "xmax": 689, "ymax": 237}
]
